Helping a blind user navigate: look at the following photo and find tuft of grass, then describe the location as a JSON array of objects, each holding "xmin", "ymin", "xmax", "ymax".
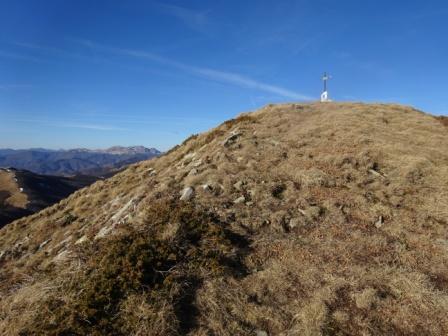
[
  {"xmin": 222, "ymin": 114, "xmax": 256, "ymax": 130},
  {"xmin": 436, "ymin": 116, "xmax": 448, "ymax": 127}
]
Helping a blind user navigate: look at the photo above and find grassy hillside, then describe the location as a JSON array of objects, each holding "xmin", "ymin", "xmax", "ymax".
[
  {"xmin": 0, "ymin": 103, "xmax": 447, "ymax": 335},
  {"xmin": 0, "ymin": 169, "xmax": 98, "ymax": 227}
]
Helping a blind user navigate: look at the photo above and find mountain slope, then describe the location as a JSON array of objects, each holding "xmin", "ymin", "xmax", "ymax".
[
  {"xmin": 0, "ymin": 103, "xmax": 447, "ymax": 335},
  {"xmin": 0, "ymin": 146, "xmax": 161, "ymax": 176},
  {"xmin": 0, "ymin": 168, "xmax": 98, "ymax": 228}
]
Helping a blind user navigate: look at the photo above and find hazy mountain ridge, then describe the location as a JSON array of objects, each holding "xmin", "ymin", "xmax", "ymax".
[
  {"xmin": 0, "ymin": 103, "xmax": 447, "ymax": 335},
  {"xmin": 0, "ymin": 146, "xmax": 161, "ymax": 176}
]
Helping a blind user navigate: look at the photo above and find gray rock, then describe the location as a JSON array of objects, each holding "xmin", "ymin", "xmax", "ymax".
[
  {"xmin": 233, "ymin": 196, "xmax": 246, "ymax": 204},
  {"xmin": 180, "ymin": 187, "xmax": 194, "ymax": 201},
  {"xmin": 192, "ymin": 159, "xmax": 202, "ymax": 167},
  {"xmin": 299, "ymin": 206, "xmax": 322, "ymax": 220},
  {"xmin": 288, "ymin": 218, "xmax": 300, "ymax": 230},
  {"xmin": 223, "ymin": 132, "xmax": 242, "ymax": 147},
  {"xmin": 375, "ymin": 215, "xmax": 384, "ymax": 228},
  {"xmin": 202, "ymin": 184, "xmax": 213, "ymax": 192},
  {"xmin": 39, "ymin": 239, "xmax": 51, "ymax": 250},
  {"xmin": 188, "ymin": 168, "xmax": 198, "ymax": 176},
  {"xmin": 75, "ymin": 235, "xmax": 88, "ymax": 245},
  {"xmin": 255, "ymin": 330, "xmax": 268, "ymax": 336},
  {"xmin": 233, "ymin": 180, "xmax": 244, "ymax": 191}
]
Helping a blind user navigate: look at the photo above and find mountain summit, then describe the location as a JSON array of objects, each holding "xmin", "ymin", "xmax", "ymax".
[{"xmin": 0, "ymin": 103, "xmax": 447, "ymax": 335}]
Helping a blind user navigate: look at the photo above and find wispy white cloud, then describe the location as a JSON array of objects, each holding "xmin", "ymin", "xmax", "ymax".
[
  {"xmin": 77, "ymin": 40, "xmax": 312, "ymax": 100},
  {"xmin": 59, "ymin": 123, "xmax": 128, "ymax": 131},
  {"xmin": 7, "ymin": 118, "xmax": 128, "ymax": 131},
  {"xmin": 153, "ymin": 2, "xmax": 210, "ymax": 32},
  {"xmin": 0, "ymin": 50, "xmax": 42, "ymax": 62},
  {"xmin": 11, "ymin": 38, "xmax": 312, "ymax": 100},
  {"xmin": 0, "ymin": 84, "xmax": 32, "ymax": 90}
]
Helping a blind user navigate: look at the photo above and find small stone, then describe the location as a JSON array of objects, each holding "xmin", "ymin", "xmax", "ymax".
[
  {"xmin": 202, "ymin": 184, "xmax": 213, "ymax": 191},
  {"xmin": 189, "ymin": 168, "xmax": 198, "ymax": 176},
  {"xmin": 39, "ymin": 239, "xmax": 51, "ymax": 250},
  {"xmin": 180, "ymin": 187, "xmax": 194, "ymax": 201},
  {"xmin": 255, "ymin": 330, "xmax": 268, "ymax": 336},
  {"xmin": 183, "ymin": 152, "xmax": 196, "ymax": 160},
  {"xmin": 95, "ymin": 225, "xmax": 114, "ymax": 239},
  {"xmin": 233, "ymin": 196, "xmax": 246, "ymax": 204},
  {"xmin": 288, "ymin": 218, "xmax": 300, "ymax": 229},
  {"xmin": 223, "ymin": 132, "xmax": 242, "ymax": 147},
  {"xmin": 53, "ymin": 250, "xmax": 70, "ymax": 262},
  {"xmin": 233, "ymin": 180, "xmax": 244, "ymax": 191},
  {"xmin": 192, "ymin": 159, "xmax": 202, "ymax": 167},
  {"xmin": 307, "ymin": 206, "xmax": 322, "ymax": 219},
  {"xmin": 246, "ymin": 201, "xmax": 254, "ymax": 206},
  {"xmin": 75, "ymin": 235, "xmax": 88, "ymax": 245},
  {"xmin": 375, "ymin": 216, "xmax": 384, "ymax": 228}
]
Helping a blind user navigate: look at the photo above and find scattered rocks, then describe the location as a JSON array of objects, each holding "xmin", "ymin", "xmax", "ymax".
[
  {"xmin": 111, "ymin": 199, "xmax": 135, "ymax": 222},
  {"xmin": 180, "ymin": 187, "xmax": 194, "ymax": 201}
]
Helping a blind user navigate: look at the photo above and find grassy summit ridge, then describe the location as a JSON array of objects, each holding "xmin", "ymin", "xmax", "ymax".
[{"xmin": 0, "ymin": 103, "xmax": 447, "ymax": 335}]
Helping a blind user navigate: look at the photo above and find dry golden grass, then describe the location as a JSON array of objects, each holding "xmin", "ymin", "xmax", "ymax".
[
  {"xmin": 0, "ymin": 103, "xmax": 447, "ymax": 335},
  {"xmin": 0, "ymin": 171, "xmax": 28, "ymax": 209}
]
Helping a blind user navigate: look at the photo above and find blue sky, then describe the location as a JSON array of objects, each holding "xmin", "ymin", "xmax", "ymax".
[{"xmin": 1, "ymin": 0, "xmax": 447, "ymax": 151}]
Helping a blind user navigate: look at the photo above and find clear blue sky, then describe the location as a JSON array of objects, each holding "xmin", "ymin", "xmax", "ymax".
[{"xmin": 1, "ymin": 0, "xmax": 447, "ymax": 151}]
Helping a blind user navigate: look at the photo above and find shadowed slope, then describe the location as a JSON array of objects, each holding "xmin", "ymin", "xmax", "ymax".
[
  {"xmin": 0, "ymin": 169, "xmax": 98, "ymax": 228},
  {"xmin": 0, "ymin": 103, "xmax": 447, "ymax": 335}
]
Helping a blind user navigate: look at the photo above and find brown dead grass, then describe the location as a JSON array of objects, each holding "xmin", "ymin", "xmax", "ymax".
[
  {"xmin": 0, "ymin": 103, "xmax": 448, "ymax": 335},
  {"xmin": 436, "ymin": 115, "xmax": 448, "ymax": 127},
  {"xmin": 0, "ymin": 171, "xmax": 28, "ymax": 209}
]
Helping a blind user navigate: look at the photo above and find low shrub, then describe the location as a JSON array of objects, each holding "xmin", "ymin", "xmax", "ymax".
[{"xmin": 25, "ymin": 199, "xmax": 248, "ymax": 335}]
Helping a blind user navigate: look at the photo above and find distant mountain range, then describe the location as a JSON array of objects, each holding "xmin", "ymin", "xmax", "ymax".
[
  {"xmin": 0, "ymin": 146, "xmax": 161, "ymax": 176},
  {"xmin": 0, "ymin": 168, "xmax": 98, "ymax": 227}
]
